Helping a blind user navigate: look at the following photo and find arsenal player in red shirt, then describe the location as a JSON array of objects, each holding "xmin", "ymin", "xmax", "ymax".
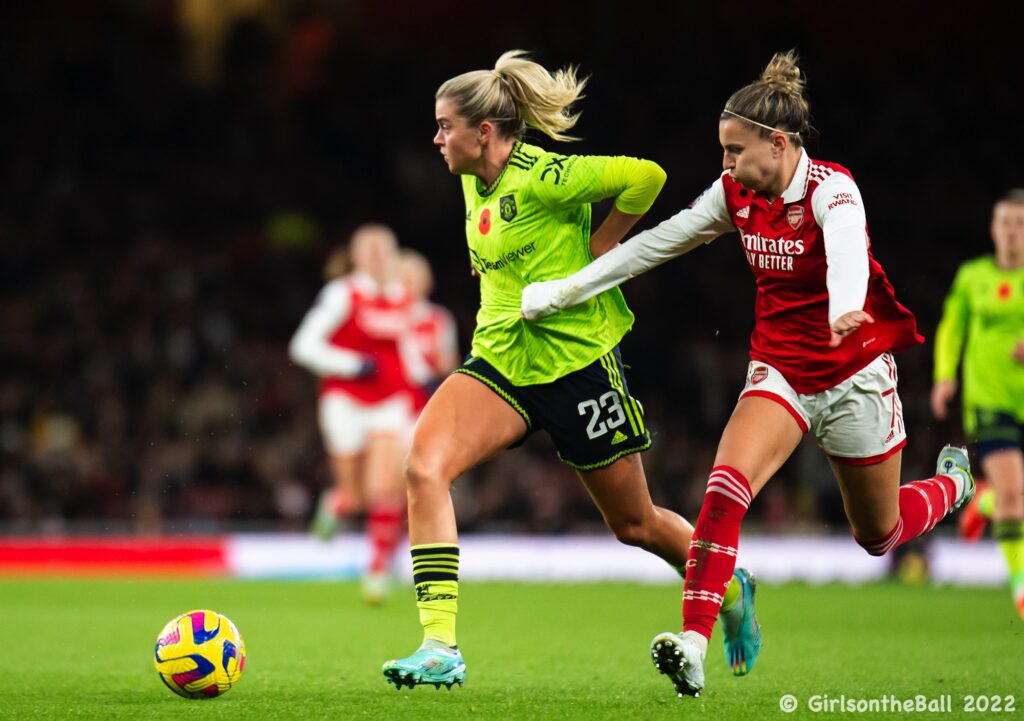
[
  {"xmin": 521, "ymin": 51, "xmax": 976, "ymax": 699},
  {"xmin": 290, "ymin": 224, "xmax": 422, "ymax": 603}
]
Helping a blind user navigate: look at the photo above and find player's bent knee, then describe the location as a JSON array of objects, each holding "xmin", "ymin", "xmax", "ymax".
[
  {"xmin": 609, "ymin": 518, "xmax": 651, "ymax": 549},
  {"xmin": 853, "ymin": 533, "xmax": 895, "ymax": 557},
  {"xmin": 856, "ymin": 543, "xmax": 888, "ymax": 558},
  {"xmin": 403, "ymin": 453, "xmax": 447, "ymax": 493}
]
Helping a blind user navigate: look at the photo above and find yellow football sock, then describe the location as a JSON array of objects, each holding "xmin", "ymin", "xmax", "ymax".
[
  {"xmin": 411, "ymin": 543, "xmax": 459, "ymax": 647},
  {"xmin": 977, "ymin": 488, "xmax": 996, "ymax": 518},
  {"xmin": 994, "ymin": 521, "xmax": 1024, "ymax": 600},
  {"xmin": 720, "ymin": 574, "xmax": 742, "ymax": 613}
]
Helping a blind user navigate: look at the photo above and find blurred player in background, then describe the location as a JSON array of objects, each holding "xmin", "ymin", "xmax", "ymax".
[
  {"xmin": 289, "ymin": 223, "xmax": 420, "ymax": 603},
  {"xmin": 382, "ymin": 50, "xmax": 761, "ymax": 691},
  {"xmin": 522, "ymin": 50, "xmax": 975, "ymax": 698},
  {"xmin": 932, "ymin": 189, "xmax": 1024, "ymax": 618},
  {"xmin": 399, "ymin": 248, "xmax": 460, "ymax": 406}
]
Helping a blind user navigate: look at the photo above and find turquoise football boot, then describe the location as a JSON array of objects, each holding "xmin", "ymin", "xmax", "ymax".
[
  {"xmin": 382, "ymin": 640, "xmax": 466, "ymax": 690},
  {"xmin": 936, "ymin": 445, "xmax": 975, "ymax": 510},
  {"xmin": 719, "ymin": 567, "xmax": 762, "ymax": 676}
]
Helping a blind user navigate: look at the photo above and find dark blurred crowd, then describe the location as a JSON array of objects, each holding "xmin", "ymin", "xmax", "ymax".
[{"xmin": 1, "ymin": 1, "xmax": 1019, "ymax": 535}]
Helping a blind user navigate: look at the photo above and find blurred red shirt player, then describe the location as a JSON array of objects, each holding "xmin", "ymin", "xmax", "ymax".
[{"xmin": 289, "ymin": 223, "xmax": 423, "ymax": 602}]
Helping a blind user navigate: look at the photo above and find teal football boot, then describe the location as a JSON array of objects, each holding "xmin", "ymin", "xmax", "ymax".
[
  {"xmin": 719, "ymin": 567, "xmax": 762, "ymax": 676},
  {"xmin": 382, "ymin": 640, "xmax": 466, "ymax": 690}
]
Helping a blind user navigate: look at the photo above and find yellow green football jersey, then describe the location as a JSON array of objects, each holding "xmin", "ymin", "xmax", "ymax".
[
  {"xmin": 934, "ymin": 255, "xmax": 1024, "ymax": 427},
  {"xmin": 461, "ymin": 140, "xmax": 664, "ymax": 385}
]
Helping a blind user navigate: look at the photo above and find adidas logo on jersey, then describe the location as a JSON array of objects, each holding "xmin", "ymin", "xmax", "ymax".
[
  {"xmin": 611, "ymin": 430, "xmax": 628, "ymax": 445},
  {"xmin": 736, "ymin": 206, "xmax": 750, "ymax": 219}
]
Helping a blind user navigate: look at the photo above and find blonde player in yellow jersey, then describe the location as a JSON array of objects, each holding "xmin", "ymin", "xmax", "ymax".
[{"xmin": 382, "ymin": 50, "xmax": 761, "ymax": 692}]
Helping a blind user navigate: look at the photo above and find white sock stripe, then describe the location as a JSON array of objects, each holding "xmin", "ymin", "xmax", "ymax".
[
  {"xmin": 708, "ymin": 478, "xmax": 752, "ymax": 508},
  {"xmin": 710, "ymin": 467, "xmax": 751, "ymax": 496},
  {"xmin": 867, "ymin": 523, "xmax": 901, "ymax": 555},
  {"xmin": 706, "ymin": 484, "xmax": 750, "ymax": 508},
  {"xmin": 689, "ymin": 538, "xmax": 738, "ymax": 556},
  {"xmin": 862, "ymin": 540, "xmax": 889, "ymax": 553},
  {"xmin": 708, "ymin": 472, "xmax": 749, "ymax": 495},
  {"xmin": 926, "ymin": 478, "xmax": 952, "ymax": 513},
  {"xmin": 683, "ymin": 589, "xmax": 724, "ymax": 604},
  {"xmin": 861, "ymin": 518, "xmax": 902, "ymax": 553},
  {"xmin": 881, "ymin": 518, "xmax": 903, "ymax": 553},
  {"xmin": 929, "ymin": 479, "xmax": 952, "ymax": 512},
  {"xmin": 710, "ymin": 469, "xmax": 752, "ymax": 504},
  {"xmin": 910, "ymin": 485, "xmax": 933, "ymax": 525},
  {"xmin": 918, "ymin": 483, "xmax": 939, "ymax": 532},
  {"xmin": 708, "ymin": 471, "xmax": 752, "ymax": 503}
]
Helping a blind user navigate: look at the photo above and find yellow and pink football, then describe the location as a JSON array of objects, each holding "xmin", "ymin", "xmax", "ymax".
[{"xmin": 153, "ymin": 610, "xmax": 246, "ymax": 699}]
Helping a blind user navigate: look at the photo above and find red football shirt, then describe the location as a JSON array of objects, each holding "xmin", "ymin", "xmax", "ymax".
[
  {"xmin": 311, "ymin": 274, "xmax": 418, "ymax": 403},
  {"xmin": 712, "ymin": 154, "xmax": 923, "ymax": 393}
]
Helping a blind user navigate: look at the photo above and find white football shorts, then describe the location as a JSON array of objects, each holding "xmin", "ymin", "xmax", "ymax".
[
  {"xmin": 739, "ymin": 352, "xmax": 906, "ymax": 464},
  {"xmin": 318, "ymin": 391, "xmax": 414, "ymax": 455}
]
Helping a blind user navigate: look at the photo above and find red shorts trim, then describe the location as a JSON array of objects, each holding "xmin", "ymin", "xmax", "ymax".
[
  {"xmin": 740, "ymin": 390, "xmax": 809, "ymax": 433},
  {"xmin": 828, "ymin": 438, "xmax": 907, "ymax": 466}
]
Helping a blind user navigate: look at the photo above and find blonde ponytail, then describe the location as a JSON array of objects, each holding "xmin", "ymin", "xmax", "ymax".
[{"xmin": 437, "ymin": 50, "xmax": 587, "ymax": 142}]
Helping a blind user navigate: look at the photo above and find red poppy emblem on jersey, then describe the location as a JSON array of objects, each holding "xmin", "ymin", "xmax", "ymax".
[
  {"xmin": 786, "ymin": 206, "xmax": 804, "ymax": 229},
  {"xmin": 478, "ymin": 208, "xmax": 491, "ymax": 235},
  {"xmin": 750, "ymin": 366, "xmax": 769, "ymax": 385},
  {"xmin": 997, "ymin": 281, "xmax": 1012, "ymax": 301}
]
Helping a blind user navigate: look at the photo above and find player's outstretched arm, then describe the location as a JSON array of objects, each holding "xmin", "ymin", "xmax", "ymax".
[{"xmin": 521, "ymin": 179, "xmax": 732, "ymax": 320}]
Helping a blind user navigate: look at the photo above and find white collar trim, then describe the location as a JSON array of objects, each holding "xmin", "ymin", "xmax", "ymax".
[{"xmin": 781, "ymin": 148, "xmax": 811, "ymax": 204}]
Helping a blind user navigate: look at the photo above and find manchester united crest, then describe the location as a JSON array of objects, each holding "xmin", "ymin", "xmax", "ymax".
[
  {"xmin": 786, "ymin": 205, "xmax": 804, "ymax": 229},
  {"xmin": 499, "ymin": 194, "xmax": 518, "ymax": 222}
]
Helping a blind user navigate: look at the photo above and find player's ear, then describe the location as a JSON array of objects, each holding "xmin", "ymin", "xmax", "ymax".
[
  {"xmin": 770, "ymin": 131, "xmax": 788, "ymax": 157},
  {"xmin": 477, "ymin": 120, "xmax": 495, "ymax": 146}
]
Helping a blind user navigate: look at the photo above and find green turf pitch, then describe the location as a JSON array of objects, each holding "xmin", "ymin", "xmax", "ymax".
[{"xmin": 0, "ymin": 578, "xmax": 1019, "ymax": 720}]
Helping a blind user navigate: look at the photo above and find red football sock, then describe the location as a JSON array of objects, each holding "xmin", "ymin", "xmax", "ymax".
[
  {"xmin": 682, "ymin": 466, "xmax": 752, "ymax": 641},
  {"xmin": 367, "ymin": 504, "xmax": 406, "ymax": 573},
  {"xmin": 855, "ymin": 475, "xmax": 958, "ymax": 556}
]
